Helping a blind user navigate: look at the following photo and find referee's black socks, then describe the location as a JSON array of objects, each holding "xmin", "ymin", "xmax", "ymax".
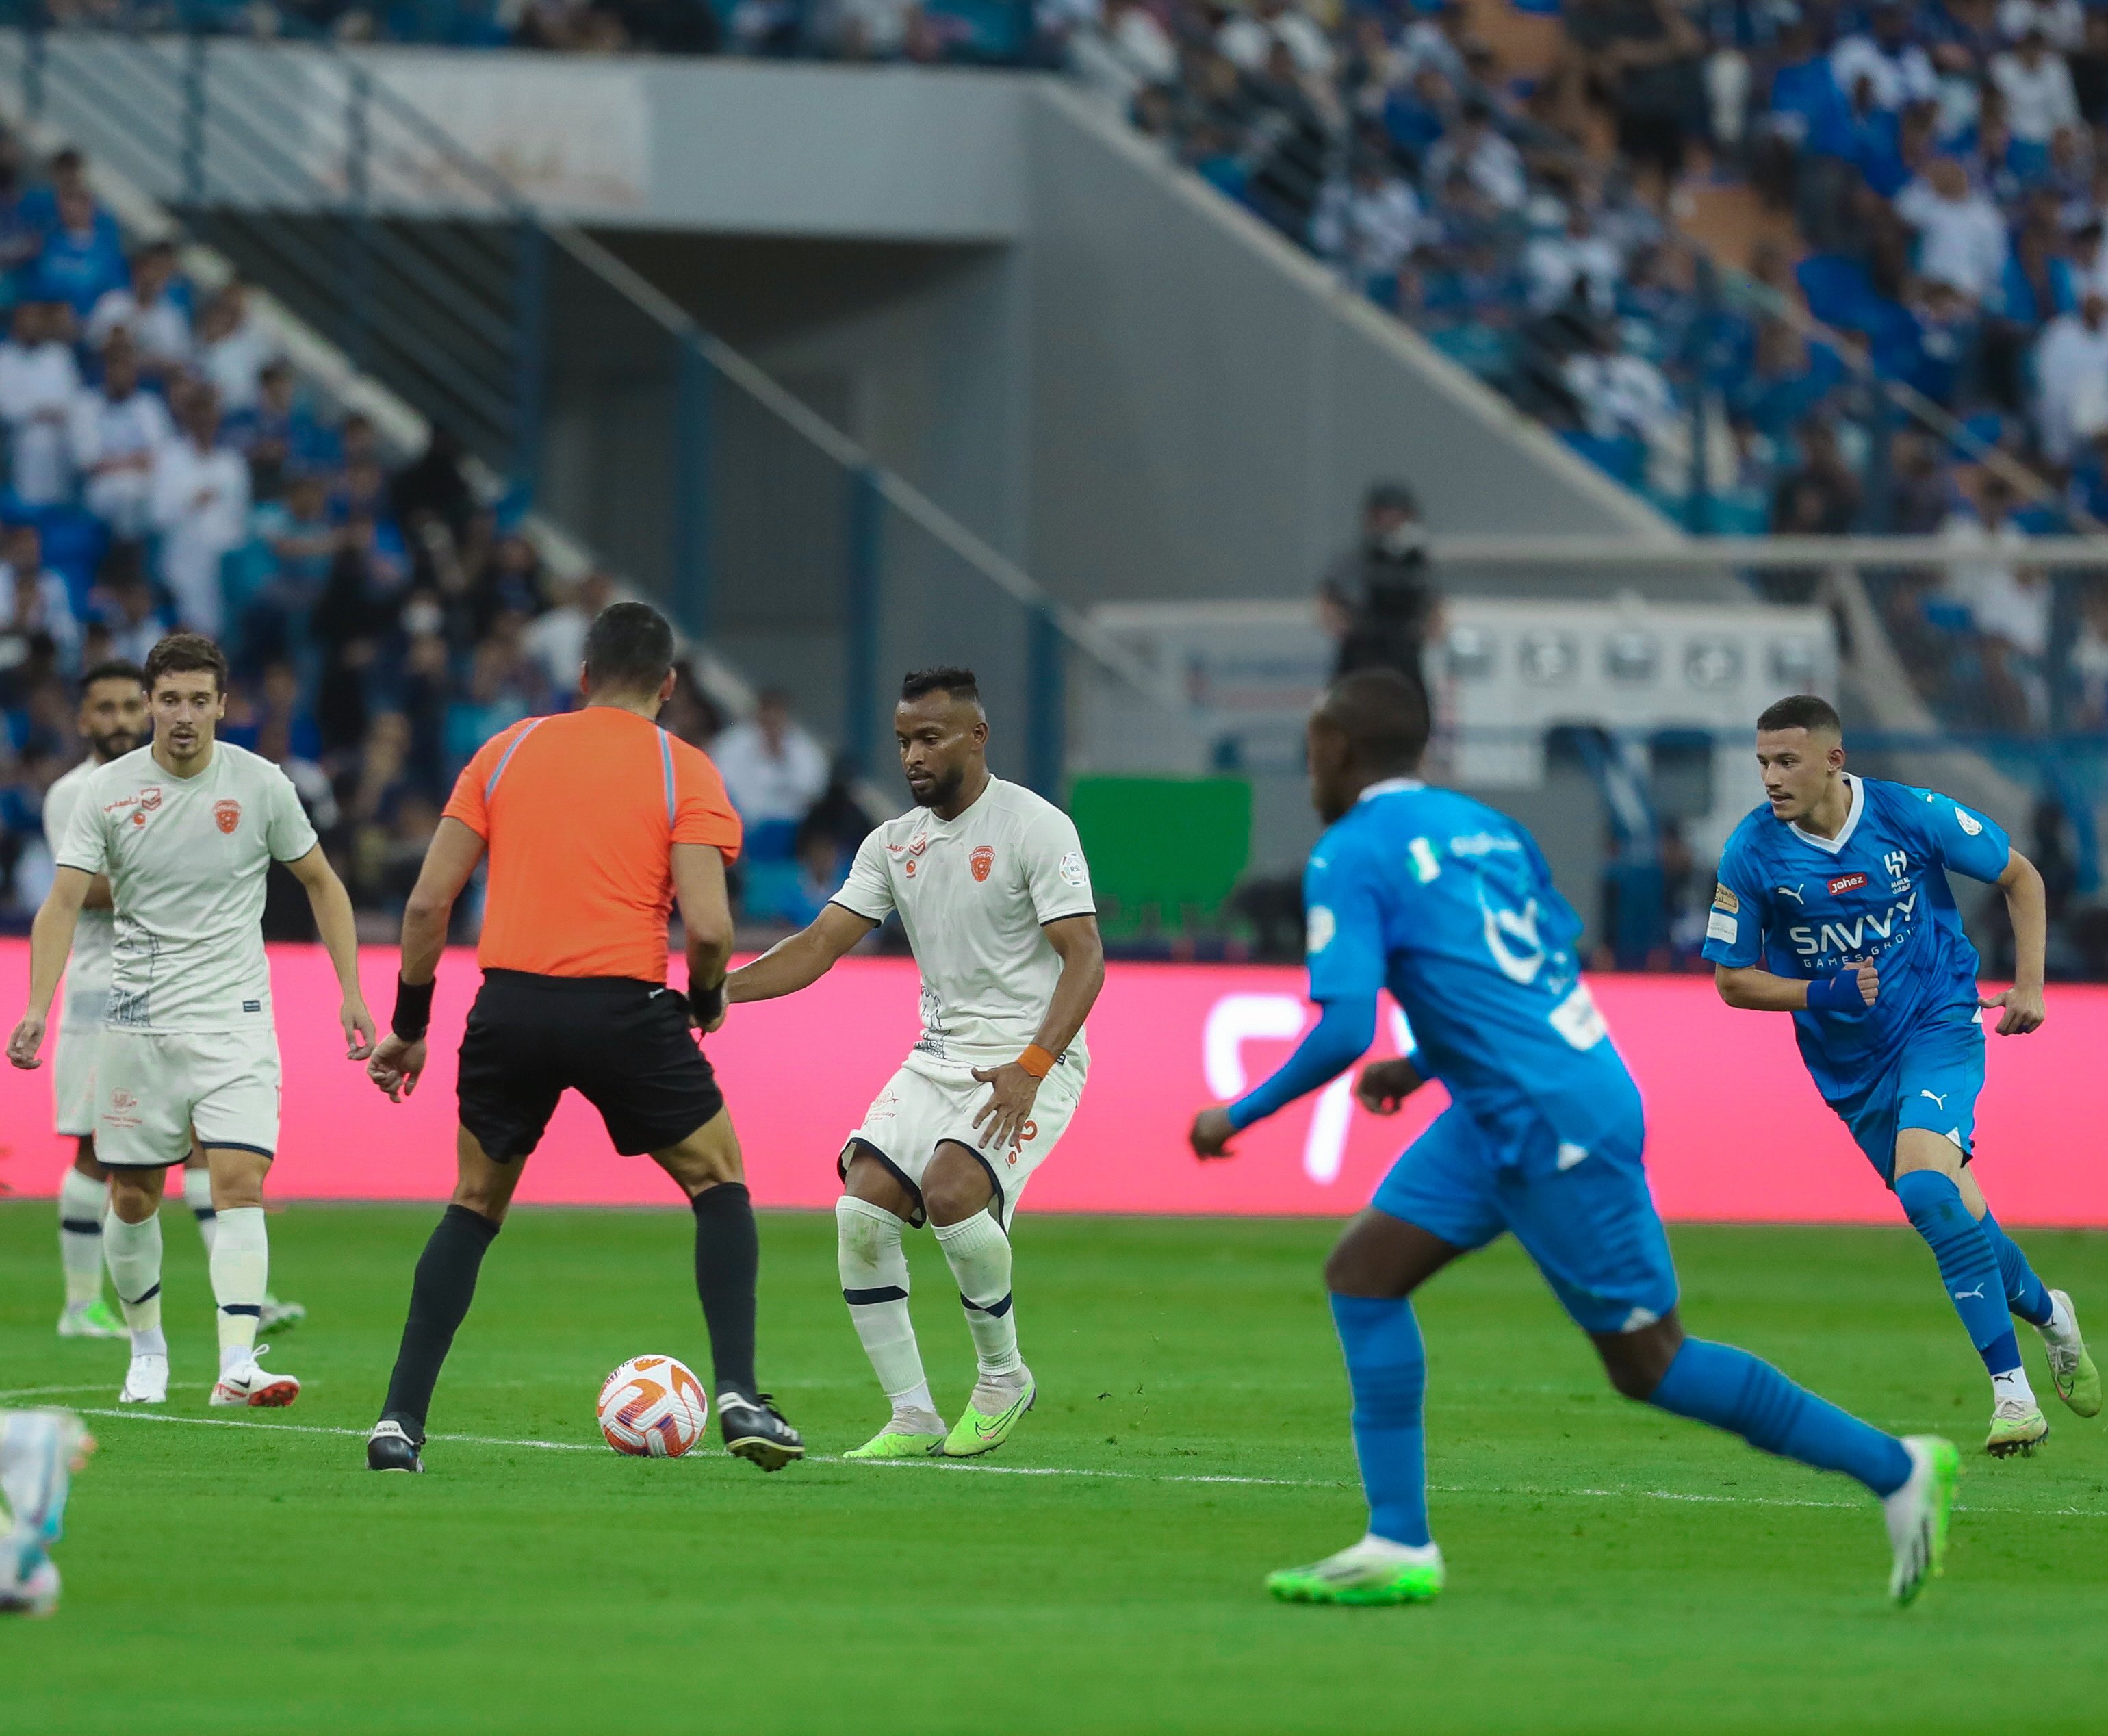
[
  {"xmin": 381, "ymin": 1203, "xmax": 501, "ymax": 1440},
  {"xmin": 691, "ymin": 1182, "xmax": 759, "ymax": 1399}
]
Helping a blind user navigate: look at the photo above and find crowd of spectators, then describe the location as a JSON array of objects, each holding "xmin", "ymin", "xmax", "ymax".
[{"xmin": 0, "ymin": 133, "xmax": 881, "ymax": 931}]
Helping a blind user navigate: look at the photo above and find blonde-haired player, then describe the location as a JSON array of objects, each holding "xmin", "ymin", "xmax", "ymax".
[
  {"xmin": 728, "ymin": 667, "xmax": 1105, "ymax": 1459},
  {"xmin": 8, "ymin": 633, "xmax": 373, "ymax": 1407}
]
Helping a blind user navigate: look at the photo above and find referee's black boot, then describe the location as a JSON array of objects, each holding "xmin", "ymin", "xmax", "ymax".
[
  {"xmin": 367, "ymin": 1419, "xmax": 425, "ymax": 1473},
  {"xmin": 719, "ymin": 1393, "xmax": 804, "ymax": 1472}
]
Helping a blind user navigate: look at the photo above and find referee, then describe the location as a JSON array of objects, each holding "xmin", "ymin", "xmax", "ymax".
[{"xmin": 362, "ymin": 601, "xmax": 802, "ymax": 1473}]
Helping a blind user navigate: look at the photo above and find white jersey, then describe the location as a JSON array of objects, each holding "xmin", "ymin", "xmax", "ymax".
[
  {"xmin": 55, "ymin": 741, "xmax": 318, "ymax": 1034},
  {"xmin": 44, "ymin": 756, "xmax": 114, "ymax": 1034},
  {"xmin": 833, "ymin": 776, "xmax": 1096, "ymax": 1070}
]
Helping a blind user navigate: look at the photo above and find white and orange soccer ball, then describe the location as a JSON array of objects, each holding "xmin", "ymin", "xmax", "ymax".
[{"xmin": 596, "ymin": 1355, "xmax": 710, "ymax": 1458}]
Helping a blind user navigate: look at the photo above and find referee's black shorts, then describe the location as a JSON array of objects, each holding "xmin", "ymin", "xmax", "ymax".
[{"xmin": 457, "ymin": 969, "xmax": 725, "ymax": 1162}]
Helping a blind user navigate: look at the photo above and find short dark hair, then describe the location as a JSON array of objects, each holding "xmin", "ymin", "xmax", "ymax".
[
  {"xmin": 79, "ymin": 659, "xmax": 145, "ymax": 698},
  {"xmin": 1756, "ymin": 693, "xmax": 1842, "ymax": 736},
  {"xmin": 901, "ymin": 666, "xmax": 981, "ymax": 706},
  {"xmin": 143, "ymin": 633, "xmax": 229, "ymax": 695},
  {"xmin": 1317, "ymin": 669, "xmax": 1431, "ymax": 770},
  {"xmin": 582, "ymin": 600, "xmax": 673, "ymax": 695}
]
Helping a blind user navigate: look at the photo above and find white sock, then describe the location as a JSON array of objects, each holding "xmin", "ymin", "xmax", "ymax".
[
  {"xmin": 2043, "ymin": 1292, "xmax": 2079, "ymax": 1344},
  {"xmin": 934, "ymin": 1210, "xmax": 1023, "ymax": 1381},
  {"xmin": 210, "ymin": 1205, "xmax": 269, "ymax": 1375},
  {"xmin": 183, "ymin": 1166, "xmax": 218, "ymax": 1256},
  {"xmin": 1992, "ymin": 1365, "xmax": 2038, "ymax": 1409},
  {"xmin": 836, "ymin": 1197, "xmax": 938, "ymax": 1421},
  {"xmin": 103, "ymin": 1209, "xmax": 167, "ymax": 1357},
  {"xmin": 57, "ymin": 1169, "xmax": 109, "ymax": 1308}
]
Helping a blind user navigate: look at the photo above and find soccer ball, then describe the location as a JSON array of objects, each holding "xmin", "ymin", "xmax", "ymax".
[{"xmin": 596, "ymin": 1355, "xmax": 710, "ymax": 1458}]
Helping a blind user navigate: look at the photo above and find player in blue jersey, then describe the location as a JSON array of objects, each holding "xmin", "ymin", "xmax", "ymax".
[
  {"xmin": 1705, "ymin": 693, "xmax": 2099, "ymax": 1457},
  {"xmin": 1187, "ymin": 671, "xmax": 1957, "ymax": 1608}
]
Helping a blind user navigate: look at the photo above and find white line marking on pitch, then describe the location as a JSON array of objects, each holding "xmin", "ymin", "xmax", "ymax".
[{"xmin": 52, "ymin": 1407, "xmax": 2108, "ymax": 1520}]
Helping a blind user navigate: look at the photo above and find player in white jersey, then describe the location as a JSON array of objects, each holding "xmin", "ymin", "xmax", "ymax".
[
  {"xmin": 40, "ymin": 662, "xmax": 307, "ymax": 1340},
  {"xmin": 728, "ymin": 667, "xmax": 1105, "ymax": 1459},
  {"xmin": 45, "ymin": 661, "xmax": 149, "ymax": 1339},
  {"xmin": 8, "ymin": 634, "xmax": 374, "ymax": 1407}
]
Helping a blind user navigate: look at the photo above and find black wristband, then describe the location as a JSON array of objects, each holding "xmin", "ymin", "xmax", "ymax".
[
  {"xmin": 392, "ymin": 973, "xmax": 435, "ymax": 1042},
  {"xmin": 691, "ymin": 982, "xmax": 725, "ymax": 1027}
]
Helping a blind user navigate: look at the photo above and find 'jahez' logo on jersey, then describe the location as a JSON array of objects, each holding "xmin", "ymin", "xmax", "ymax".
[
  {"xmin": 970, "ymin": 845, "xmax": 994, "ymax": 882},
  {"xmin": 1828, "ymin": 872, "xmax": 1868, "ymax": 895},
  {"xmin": 214, "ymin": 799, "xmax": 242, "ymax": 835}
]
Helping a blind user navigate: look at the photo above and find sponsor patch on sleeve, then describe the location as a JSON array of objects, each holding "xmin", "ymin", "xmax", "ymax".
[
  {"xmin": 1306, "ymin": 904, "xmax": 1336, "ymax": 955},
  {"xmin": 1712, "ymin": 882, "xmax": 1739, "ymax": 913},
  {"xmin": 1706, "ymin": 909, "xmax": 1738, "ymax": 944},
  {"xmin": 1955, "ymin": 808, "xmax": 1983, "ymax": 836}
]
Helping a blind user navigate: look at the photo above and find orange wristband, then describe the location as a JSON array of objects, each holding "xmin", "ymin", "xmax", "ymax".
[{"xmin": 1017, "ymin": 1045, "xmax": 1056, "ymax": 1079}]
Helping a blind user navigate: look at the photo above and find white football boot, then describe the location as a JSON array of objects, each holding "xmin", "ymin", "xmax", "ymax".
[
  {"xmin": 119, "ymin": 1353, "xmax": 169, "ymax": 1405},
  {"xmin": 210, "ymin": 1347, "xmax": 299, "ymax": 1409}
]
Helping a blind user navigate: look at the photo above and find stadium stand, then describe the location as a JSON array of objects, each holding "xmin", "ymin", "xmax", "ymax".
[{"xmin": 3, "ymin": 4, "xmax": 2108, "ymax": 980}]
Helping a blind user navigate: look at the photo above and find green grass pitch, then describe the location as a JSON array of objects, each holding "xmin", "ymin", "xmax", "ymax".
[{"xmin": 3, "ymin": 1201, "xmax": 2105, "ymax": 1733}]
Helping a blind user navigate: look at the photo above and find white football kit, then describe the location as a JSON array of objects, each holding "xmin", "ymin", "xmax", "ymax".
[
  {"xmin": 832, "ymin": 776, "xmax": 1095, "ymax": 1223},
  {"xmin": 55, "ymin": 742, "xmax": 318, "ymax": 1167},
  {"xmin": 43, "ymin": 758, "xmax": 115, "ymax": 1137}
]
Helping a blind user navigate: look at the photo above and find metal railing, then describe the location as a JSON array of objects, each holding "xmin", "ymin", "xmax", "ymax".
[{"xmin": 0, "ymin": 23, "xmax": 1175, "ymax": 791}]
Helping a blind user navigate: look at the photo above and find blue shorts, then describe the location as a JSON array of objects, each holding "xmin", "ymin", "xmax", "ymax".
[
  {"xmin": 1829, "ymin": 1017, "xmax": 1984, "ymax": 1185},
  {"xmin": 1370, "ymin": 1106, "xmax": 1679, "ymax": 1336}
]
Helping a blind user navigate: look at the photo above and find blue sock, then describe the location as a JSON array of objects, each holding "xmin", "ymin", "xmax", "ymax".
[
  {"xmin": 1649, "ymin": 1338, "xmax": 1912, "ymax": 1497},
  {"xmin": 1979, "ymin": 1210, "xmax": 2053, "ymax": 1328},
  {"xmin": 1894, "ymin": 1170, "xmax": 2022, "ymax": 1375},
  {"xmin": 1329, "ymin": 1294, "xmax": 1430, "ymax": 1548}
]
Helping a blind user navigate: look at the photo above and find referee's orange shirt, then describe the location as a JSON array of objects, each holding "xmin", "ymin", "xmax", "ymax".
[{"xmin": 443, "ymin": 706, "xmax": 743, "ymax": 983}]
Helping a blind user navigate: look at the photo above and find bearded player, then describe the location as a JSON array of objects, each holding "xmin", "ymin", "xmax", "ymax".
[
  {"xmin": 8, "ymin": 633, "xmax": 373, "ymax": 1407},
  {"xmin": 42, "ymin": 661, "xmax": 307, "ymax": 1340},
  {"xmin": 728, "ymin": 667, "xmax": 1105, "ymax": 1459},
  {"xmin": 1706, "ymin": 694, "xmax": 2097, "ymax": 1457}
]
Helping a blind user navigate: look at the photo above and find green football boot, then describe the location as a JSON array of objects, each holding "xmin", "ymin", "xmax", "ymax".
[
  {"xmin": 57, "ymin": 1299, "xmax": 125, "ymax": 1340},
  {"xmin": 940, "ymin": 1372, "xmax": 1035, "ymax": 1458},
  {"xmin": 843, "ymin": 1425, "xmax": 947, "ymax": 1460},
  {"xmin": 1985, "ymin": 1400, "xmax": 2049, "ymax": 1458},
  {"xmin": 2043, "ymin": 1290, "xmax": 2103, "ymax": 1419},
  {"xmin": 1886, "ymin": 1435, "xmax": 1959, "ymax": 1607},
  {"xmin": 1267, "ymin": 1539, "xmax": 1445, "ymax": 1607}
]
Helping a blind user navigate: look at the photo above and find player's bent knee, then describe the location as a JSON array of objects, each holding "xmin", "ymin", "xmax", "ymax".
[
  {"xmin": 105, "ymin": 1170, "xmax": 162, "ymax": 1223},
  {"xmin": 922, "ymin": 1149, "xmax": 996, "ymax": 1228},
  {"xmin": 1593, "ymin": 1315, "xmax": 1684, "ymax": 1403}
]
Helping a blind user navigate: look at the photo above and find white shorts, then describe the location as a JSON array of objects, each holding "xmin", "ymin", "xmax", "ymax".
[
  {"xmin": 53, "ymin": 1026, "xmax": 99, "ymax": 1139},
  {"xmin": 92, "ymin": 1027, "xmax": 282, "ymax": 1169},
  {"xmin": 844, "ymin": 1054, "xmax": 1085, "ymax": 1225}
]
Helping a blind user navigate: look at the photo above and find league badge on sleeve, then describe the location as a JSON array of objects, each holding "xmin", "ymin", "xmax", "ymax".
[{"xmin": 1058, "ymin": 850, "xmax": 1087, "ymax": 887}]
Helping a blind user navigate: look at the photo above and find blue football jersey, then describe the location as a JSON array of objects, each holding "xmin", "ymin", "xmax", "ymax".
[
  {"xmin": 1701, "ymin": 774, "xmax": 2011, "ymax": 1102},
  {"xmin": 1304, "ymin": 780, "xmax": 1641, "ymax": 1153}
]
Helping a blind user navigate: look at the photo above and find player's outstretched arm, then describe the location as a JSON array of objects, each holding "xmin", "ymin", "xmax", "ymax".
[
  {"xmin": 971, "ymin": 913, "xmax": 1107, "ymax": 1151},
  {"xmin": 1983, "ymin": 847, "xmax": 2047, "ymax": 1035},
  {"xmin": 725, "ymin": 902, "xmax": 878, "ymax": 1005},
  {"xmin": 6, "ymin": 867, "xmax": 90, "ymax": 1070},
  {"xmin": 286, "ymin": 844, "xmax": 376, "ymax": 1060},
  {"xmin": 1190, "ymin": 993, "xmax": 1379, "ymax": 1159}
]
